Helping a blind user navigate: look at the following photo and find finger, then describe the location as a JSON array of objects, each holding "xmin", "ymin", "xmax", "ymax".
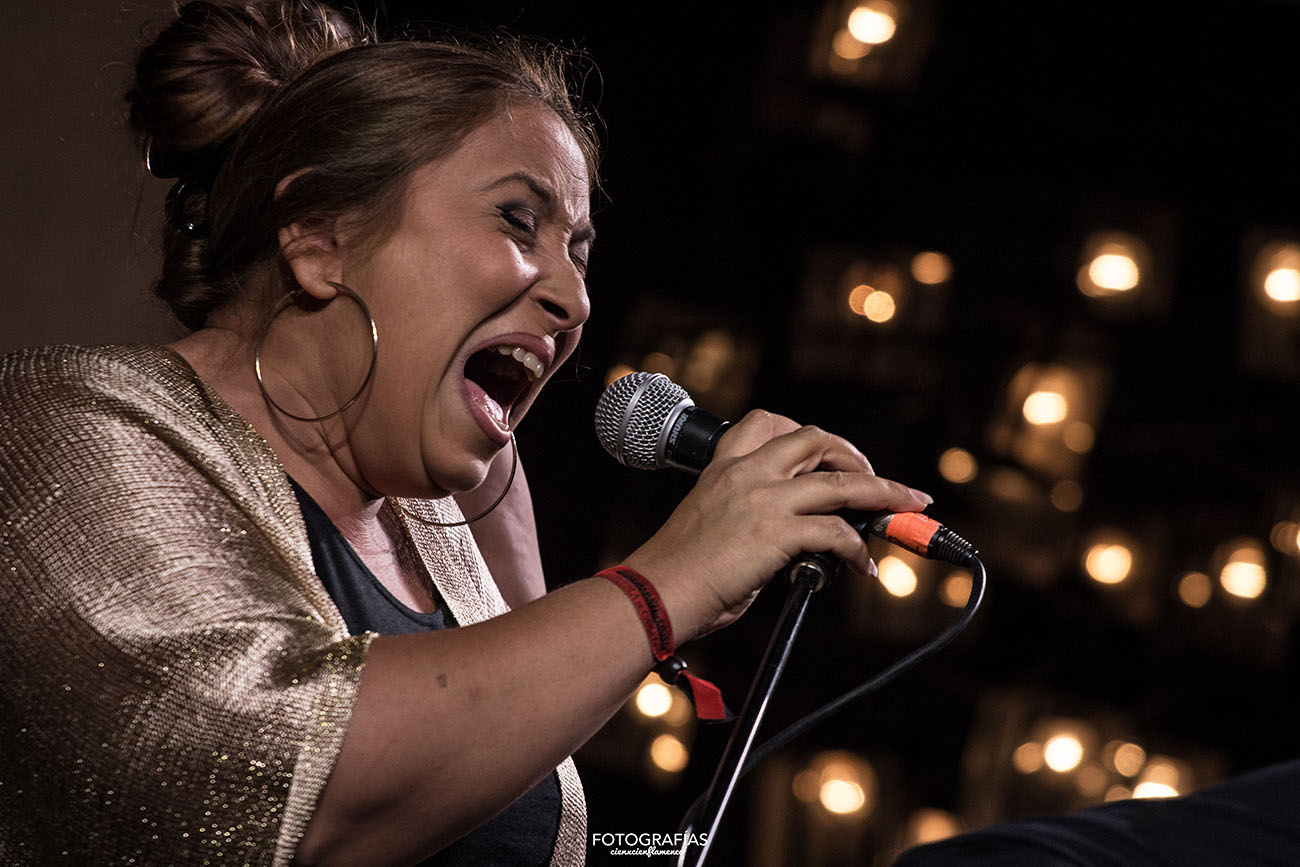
[
  {"xmin": 789, "ymin": 514, "xmax": 874, "ymax": 576},
  {"xmin": 738, "ymin": 424, "xmax": 875, "ymax": 478},
  {"xmin": 712, "ymin": 409, "xmax": 803, "ymax": 460},
  {"xmin": 780, "ymin": 470, "xmax": 932, "ymax": 516}
]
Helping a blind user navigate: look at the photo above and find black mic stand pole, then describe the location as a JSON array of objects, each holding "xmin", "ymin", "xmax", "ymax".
[{"xmin": 675, "ymin": 553, "xmax": 837, "ymax": 867}]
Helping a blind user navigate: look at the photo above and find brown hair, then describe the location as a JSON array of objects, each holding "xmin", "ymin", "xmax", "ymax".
[{"xmin": 127, "ymin": 1, "xmax": 601, "ymax": 331}]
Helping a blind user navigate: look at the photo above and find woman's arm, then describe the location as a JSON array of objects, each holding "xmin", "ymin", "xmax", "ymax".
[
  {"xmin": 454, "ymin": 443, "xmax": 546, "ymax": 608},
  {"xmin": 294, "ymin": 415, "xmax": 933, "ymax": 867},
  {"xmin": 294, "ymin": 574, "xmax": 652, "ymax": 866}
]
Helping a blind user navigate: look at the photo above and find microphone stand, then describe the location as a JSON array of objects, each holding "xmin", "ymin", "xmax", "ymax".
[{"xmin": 675, "ymin": 553, "xmax": 837, "ymax": 867}]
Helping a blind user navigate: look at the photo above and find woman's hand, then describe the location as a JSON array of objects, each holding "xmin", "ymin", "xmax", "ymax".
[{"xmin": 623, "ymin": 410, "xmax": 931, "ymax": 641}]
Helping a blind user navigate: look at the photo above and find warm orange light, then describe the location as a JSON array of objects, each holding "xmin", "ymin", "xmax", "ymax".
[
  {"xmin": 863, "ymin": 290, "xmax": 897, "ymax": 322},
  {"xmin": 1134, "ymin": 781, "xmax": 1178, "ymax": 798},
  {"xmin": 1221, "ymin": 561, "xmax": 1267, "ymax": 599},
  {"xmin": 1077, "ymin": 233, "xmax": 1149, "ymax": 298},
  {"xmin": 832, "ymin": 27, "xmax": 872, "ymax": 60},
  {"xmin": 641, "ymin": 351, "xmax": 676, "ymax": 378},
  {"xmin": 878, "ymin": 556, "xmax": 918, "ymax": 597},
  {"xmin": 1023, "ymin": 390, "xmax": 1069, "ymax": 425},
  {"xmin": 1140, "ymin": 758, "xmax": 1181, "ymax": 788},
  {"xmin": 1108, "ymin": 741, "xmax": 1147, "ymax": 777},
  {"xmin": 905, "ymin": 808, "xmax": 962, "ymax": 845},
  {"xmin": 911, "ymin": 251, "xmax": 953, "ymax": 284},
  {"xmin": 605, "ymin": 364, "xmax": 635, "ymax": 387},
  {"xmin": 1264, "ymin": 267, "xmax": 1300, "ymax": 303},
  {"xmin": 792, "ymin": 769, "xmax": 820, "ymax": 803},
  {"xmin": 1050, "ymin": 480, "xmax": 1084, "ymax": 513},
  {"xmin": 1269, "ymin": 520, "xmax": 1300, "ymax": 555},
  {"xmin": 1105, "ymin": 784, "xmax": 1133, "ymax": 802},
  {"xmin": 634, "ymin": 681, "xmax": 673, "ymax": 718},
  {"xmin": 1258, "ymin": 243, "xmax": 1300, "ymax": 305},
  {"xmin": 848, "ymin": 283, "xmax": 873, "ymax": 315},
  {"xmin": 939, "ymin": 572, "xmax": 972, "ymax": 608},
  {"xmin": 806, "ymin": 753, "xmax": 876, "ymax": 817},
  {"xmin": 1076, "ymin": 764, "xmax": 1108, "ymax": 798},
  {"xmin": 1088, "ymin": 251, "xmax": 1140, "ymax": 292},
  {"xmin": 1219, "ymin": 539, "xmax": 1267, "ymax": 599},
  {"xmin": 1012, "ymin": 742, "xmax": 1043, "ymax": 774},
  {"xmin": 1133, "ymin": 755, "xmax": 1188, "ymax": 799},
  {"xmin": 988, "ymin": 467, "xmax": 1037, "ymax": 503},
  {"xmin": 649, "ymin": 734, "xmax": 689, "ymax": 773},
  {"xmin": 1064, "ymin": 421, "xmax": 1095, "ymax": 453},
  {"xmin": 820, "ymin": 777, "xmax": 867, "ymax": 814},
  {"xmin": 1176, "ymin": 571, "xmax": 1212, "ymax": 608},
  {"xmin": 847, "ymin": 2, "xmax": 898, "ymax": 45},
  {"xmin": 679, "ymin": 329, "xmax": 736, "ymax": 395},
  {"xmin": 937, "ymin": 447, "xmax": 978, "ymax": 484},
  {"xmin": 1043, "ymin": 733, "xmax": 1085, "ymax": 773},
  {"xmin": 1084, "ymin": 542, "xmax": 1133, "ymax": 585}
]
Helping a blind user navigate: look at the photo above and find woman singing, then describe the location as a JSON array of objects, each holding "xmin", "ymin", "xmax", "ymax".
[{"xmin": 0, "ymin": 3, "xmax": 931, "ymax": 864}]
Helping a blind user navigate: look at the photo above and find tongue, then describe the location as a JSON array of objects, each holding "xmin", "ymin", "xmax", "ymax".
[
  {"xmin": 472, "ymin": 386, "xmax": 508, "ymax": 430},
  {"xmin": 466, "ymin": 349, "xmax": 526, "ymax": 430}
]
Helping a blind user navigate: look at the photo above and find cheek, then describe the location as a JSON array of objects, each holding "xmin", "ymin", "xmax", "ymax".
[
  {"xmin": 350, "ymin": 379, "xmax": 477, "ymax": 499},
  {"xmin": 431, "ymin": 252, "xmax": 534, "ymax": 323},
  {"xmin": 358, "ymin": 319, "xmax": 454, "ymax": 452}
]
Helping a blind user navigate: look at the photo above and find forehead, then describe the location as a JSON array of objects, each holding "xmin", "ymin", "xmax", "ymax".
[{"xmin": 407, "ymin": 104, "xmax": 591, "ymax": 220}]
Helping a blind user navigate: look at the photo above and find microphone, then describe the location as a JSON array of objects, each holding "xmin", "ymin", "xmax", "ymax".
[{"xmin": 594, "ymin": 371, "xmax": 976, "ymax": 566}]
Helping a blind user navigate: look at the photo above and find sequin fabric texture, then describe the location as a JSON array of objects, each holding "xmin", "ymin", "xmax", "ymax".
[{"xmin": 0, "ymin": 344, "xmax": 585, "ymax": 866}]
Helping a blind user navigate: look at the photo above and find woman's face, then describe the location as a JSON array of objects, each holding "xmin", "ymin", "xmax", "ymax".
[{"xmin": 333, "ymin": 103, "xmax": 593, "ymax": 498}]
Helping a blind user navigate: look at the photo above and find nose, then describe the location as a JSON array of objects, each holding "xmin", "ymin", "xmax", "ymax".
[{"xmin": 533, "ymin": 255, "xmax": 590, "ymax": 332}]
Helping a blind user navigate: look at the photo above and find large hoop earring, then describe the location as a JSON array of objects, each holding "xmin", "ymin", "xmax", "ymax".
[
  {"xmin": 396, "ymin": 433, "xmax": 519, "ymax": 528},
  {"xmin": 254, "ymin": 281, "xmax": 379, "ymax": 423}
]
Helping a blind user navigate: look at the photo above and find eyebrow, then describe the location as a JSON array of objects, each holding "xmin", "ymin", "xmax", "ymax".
[{"xmin": 485, "ymin": 171, "xmax": 596, "ymax": 246}]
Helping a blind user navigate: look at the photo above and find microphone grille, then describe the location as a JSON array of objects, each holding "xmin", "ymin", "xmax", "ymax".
[{"xmin": 594, "ymin": 372, "xmax": 692, "ymax": 470}]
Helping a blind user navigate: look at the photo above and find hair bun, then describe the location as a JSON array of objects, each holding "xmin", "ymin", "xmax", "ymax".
[{"xmin": 128, "ymin": 0, "xmax": 365, "ymax": 179}]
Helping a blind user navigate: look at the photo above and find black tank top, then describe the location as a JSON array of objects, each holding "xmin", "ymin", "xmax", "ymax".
[{"xmin": 288, "ymin": 478, "xmax": 561, "ymax": 866}]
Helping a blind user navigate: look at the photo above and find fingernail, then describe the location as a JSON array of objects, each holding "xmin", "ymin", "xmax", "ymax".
[
  {"xmin": 911, "ymin": 488, "xmax": 934, "ymax": 505},
  {"xmin": 867, "ymin": 557, "xmax": 878, "ymax": 578}
]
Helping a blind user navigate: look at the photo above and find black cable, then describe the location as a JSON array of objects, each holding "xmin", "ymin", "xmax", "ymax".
[
  {"xmin": 674, "ymin": 555, "xmax": 987, "ymax": 863},
  {"xmin": 743, "ymin": 554, "xmax": 986, "ymax": 774}
]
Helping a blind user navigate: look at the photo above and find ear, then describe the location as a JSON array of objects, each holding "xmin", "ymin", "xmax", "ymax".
[
  {"xmin": 275, "ymin": 170, "xmax": 343, "ymax": 302},
  {"xmin": 278, "ymin": 218, "xmax": 345, "ymax": 302}
]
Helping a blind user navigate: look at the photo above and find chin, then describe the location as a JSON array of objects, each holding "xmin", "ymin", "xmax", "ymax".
[{"xmin": 424, "ymin": 455, "xmax": 494, "ymax": 498}]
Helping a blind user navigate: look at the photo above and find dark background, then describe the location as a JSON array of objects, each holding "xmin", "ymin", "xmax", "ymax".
[
  {"xmin": 7, "ymin": 1, "xmax": 1300, "ymax": 864},
  {"xmin": 377, "ymin": 3, "xmax": 1300, "ymax": 863}
]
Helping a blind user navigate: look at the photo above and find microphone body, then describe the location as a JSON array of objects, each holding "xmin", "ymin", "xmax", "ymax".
[
  {"xmin": 593, "ymin": 370, "xmax": 730, "ymax": 473},
  {"xmin": 594, "ymin": 372, "xmax": 976, "ymax": 566}
]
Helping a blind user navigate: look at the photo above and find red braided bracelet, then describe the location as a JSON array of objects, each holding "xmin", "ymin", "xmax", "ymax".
[{"xmin": 595, "ymin": 565, "xmax": 729, "ymax": 722}]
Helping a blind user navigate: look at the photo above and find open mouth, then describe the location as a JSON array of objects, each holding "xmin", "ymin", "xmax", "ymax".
[{"xmin": 464, "ymin": 344, "xmax": 545, "ymax": 430}]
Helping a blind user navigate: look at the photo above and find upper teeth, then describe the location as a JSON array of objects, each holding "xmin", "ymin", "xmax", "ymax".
[{"xmin": 494, "ymin": 345, "xmax": 545, "ymax": 380}]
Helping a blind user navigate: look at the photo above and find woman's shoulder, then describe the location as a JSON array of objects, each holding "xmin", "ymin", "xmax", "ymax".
[
  {"xmin": 0, "ymin": 342, "xmax": 297, "ymax": 547},
  {"xmin": 0, "ymin": 343, "xmax": 213, "ymax": 424},
  {"xmin": 1, "ymin": 342, "xmax": 192, "ymax": 392},
  {"xmin": 0, "ymin": 343, "xmax": 248, "ymax": 470}
]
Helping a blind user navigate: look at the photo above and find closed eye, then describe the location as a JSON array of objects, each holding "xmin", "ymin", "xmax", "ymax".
[
  {"xmin": 499, "ymin": 205, "xmax": 537, "ymax": 235},
  {"xmin": 570, "ymin": 225, "xmax": 595, "ymax": 277},
  {"xmin": 571, "ymin": 242, "xmax": 592, "ymax": 277}
]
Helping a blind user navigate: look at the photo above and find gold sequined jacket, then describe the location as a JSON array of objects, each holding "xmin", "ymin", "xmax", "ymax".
[{"xmin": 0, "ymin": 344, "xmax": 585, "ymax": 866}]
